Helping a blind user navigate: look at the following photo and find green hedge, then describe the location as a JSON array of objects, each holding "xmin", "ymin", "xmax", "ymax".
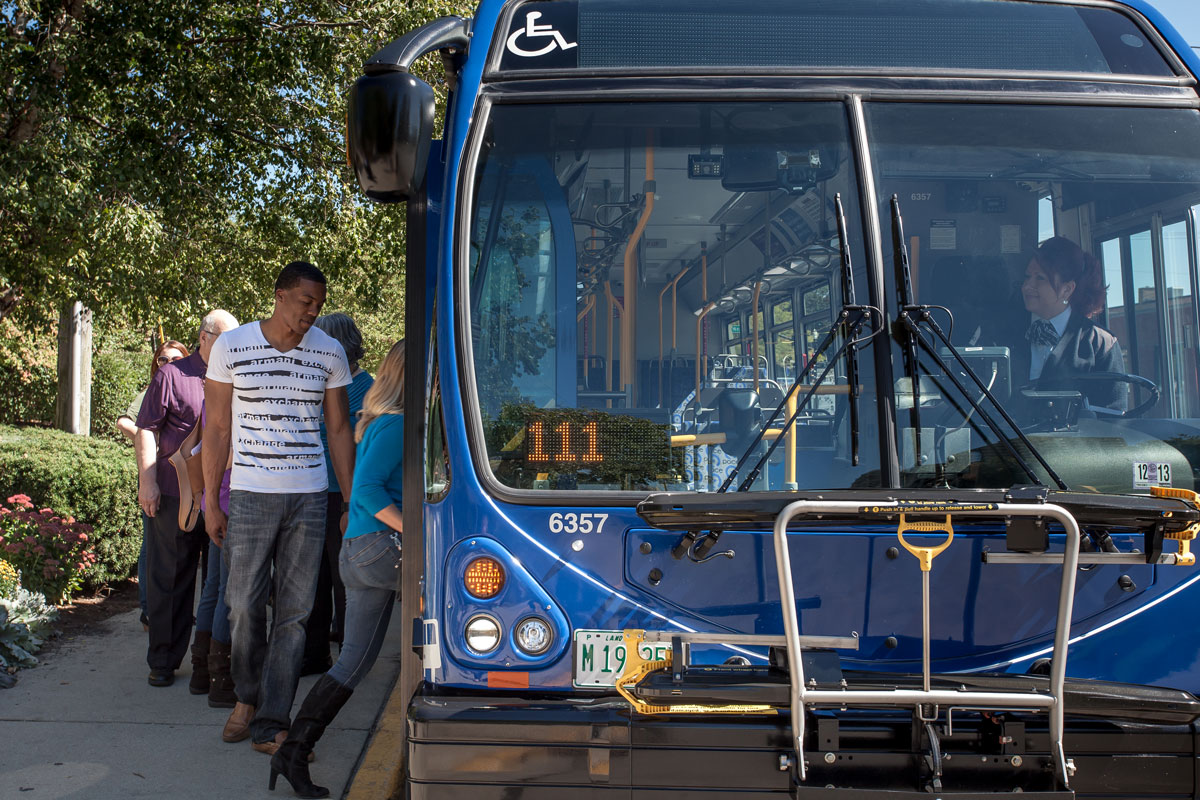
[
  {"xmin": 0, "ymin": 424, "xmax": 139, "ymax": 587},
  {"xmin": 91, "ymin": 346, "xmax": 146, "ymax": 443},
  {"xmin": 0, "ymin": 319, "xmax": 56, "ymax": 427}
]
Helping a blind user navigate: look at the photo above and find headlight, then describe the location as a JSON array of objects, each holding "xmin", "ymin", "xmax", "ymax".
[
  {"xmin": 514, "ymin": 616, "xmax": 553, "ymax": 655},
  {"xmin": 465, "ymin": 614, "xmax": 501, "ymax": 654},
  {"xmin": 464, "ymin": 557, "xmax": 505, "ymax": 599}
]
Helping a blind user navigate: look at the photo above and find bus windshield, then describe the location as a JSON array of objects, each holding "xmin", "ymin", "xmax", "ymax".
[
  {"xmin": 869, "ymin": 103, "xmax": 1200, "ymax": 493},
  {"xmin": 465, "ymin": 100, "xmax": 1200, "ymax": 496}
]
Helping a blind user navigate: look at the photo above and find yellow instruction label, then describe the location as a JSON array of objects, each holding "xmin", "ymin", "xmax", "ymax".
[{"xmin": 858, "ymin": 501, "xmax": 999, "ymax": 514}]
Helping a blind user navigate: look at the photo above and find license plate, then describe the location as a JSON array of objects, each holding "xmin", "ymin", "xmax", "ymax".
[{"xmin": 572, "ymin": 629, "xmax": 671, "ymax": 688}]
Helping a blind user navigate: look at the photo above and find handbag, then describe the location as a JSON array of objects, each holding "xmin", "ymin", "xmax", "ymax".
[{"xmin": 167, "ymin": 421, "xmax": 204, "ymax": 532}]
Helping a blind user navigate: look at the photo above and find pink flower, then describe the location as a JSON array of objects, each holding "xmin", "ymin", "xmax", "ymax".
[
  {"xmin": 4, "ymin": 544, "xmax": 20, "ymax": 553},
  {"xmin": 43, "ymin": 558, "xmax": 59, "ymax": 566},
  {"xmin": 22, "ymin": 536, "xmax": 35, "ymax": 545},
  {"xmin": 32, "ymin": 545, "xmax": 45, "ymax": 555},
  {"xmin": 0, "ymin": 507, "xmax": 11, "ymax": 515},
  {"xmin": 7, "ymin": 494, "xmax": 33, "ymax": 509},
  {"xmin": 78, "ymin": 533, "xmax": 88, "ymax": 542}
]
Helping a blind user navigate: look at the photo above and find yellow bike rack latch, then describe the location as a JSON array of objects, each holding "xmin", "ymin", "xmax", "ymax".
[
  {"xmin": 1151, "ymin": 486, "xmax": 1200, "ymax": 566},
  {"xmin": 896, "ymin": 513, "xmax": 955, "ymax": 572}
]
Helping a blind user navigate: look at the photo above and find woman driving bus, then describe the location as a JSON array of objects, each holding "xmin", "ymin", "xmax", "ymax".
[{"xmin": 1015, "ymin": 236, "xmax": 1127, "ymax": 413}]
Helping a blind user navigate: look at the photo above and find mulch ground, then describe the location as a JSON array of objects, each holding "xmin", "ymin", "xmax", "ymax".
[{"xmin": 41, "ymin": 577, "xmax": 143, "ymax": 654}]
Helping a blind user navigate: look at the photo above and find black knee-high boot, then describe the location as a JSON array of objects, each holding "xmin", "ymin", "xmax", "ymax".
[{"xmin": 268, "ymin": 674, "xmax": 353, "ymax": 798}]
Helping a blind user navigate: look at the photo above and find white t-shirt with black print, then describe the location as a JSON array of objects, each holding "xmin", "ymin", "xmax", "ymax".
[{"xmin": 206, "ymin": 321, "xmax": 353, "ymax": 493}]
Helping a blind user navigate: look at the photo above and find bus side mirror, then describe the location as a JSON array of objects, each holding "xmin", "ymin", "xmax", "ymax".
[{"xmin": 347, "ymin": 71, "xmax": 435, "ymax": 203}]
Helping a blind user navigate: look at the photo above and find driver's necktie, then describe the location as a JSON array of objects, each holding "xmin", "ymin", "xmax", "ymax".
[{"xmin": 1026, "ymin": 319, "xmax": 1059, "ymax": 348}]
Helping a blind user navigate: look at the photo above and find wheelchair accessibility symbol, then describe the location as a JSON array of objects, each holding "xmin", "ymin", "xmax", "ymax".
[{"xmin": 506, "ymin": 11, "xmax": 578, "ymax": 57}]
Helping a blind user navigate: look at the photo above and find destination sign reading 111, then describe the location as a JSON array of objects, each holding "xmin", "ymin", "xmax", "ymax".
[
  {"xmin": 522, "ymin": 413, "xmax": 673, "ymax": 471},
  {"xmin": 525, "ymin": 420, "xmax": 604, "ymax": 463}
]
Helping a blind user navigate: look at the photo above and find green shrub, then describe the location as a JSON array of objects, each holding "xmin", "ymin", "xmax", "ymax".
[
  {"xmin": 0, "ymin": 424, "xmax": 139, "ymax": 587},
  {"xmin": 91, "ymin": 346, "xmax": 146, "ymax": 443},
  {"xmin": 0, "ymin": 319, "xmax": 56, "ymax": 427},
  {"xmin": 0, "ymin": 585, "xmax": 58, "ymax": 672}
]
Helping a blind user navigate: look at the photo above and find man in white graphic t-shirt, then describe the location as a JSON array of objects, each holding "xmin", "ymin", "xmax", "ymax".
[{"xmin": 201, "ymin": 261, "xmax": 356, "ymax": 755}]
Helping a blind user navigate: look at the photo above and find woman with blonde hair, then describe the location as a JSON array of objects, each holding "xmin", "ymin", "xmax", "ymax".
[{"xmin": 270, "ymin": 340, "xmax": 406, "ymax": 798}]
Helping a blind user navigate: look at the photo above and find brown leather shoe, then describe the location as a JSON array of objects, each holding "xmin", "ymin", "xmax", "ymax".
[
  {"xmin": 222, "ymin": 702, "xmax": 255, "ymax": 743},
  {"xmin": 252, "ymin": 731, "xmax": 314, "ymax": 760}
]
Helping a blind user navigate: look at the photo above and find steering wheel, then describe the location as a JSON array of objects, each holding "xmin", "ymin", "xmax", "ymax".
[{"xmin": 1046, "ymin": 371, "xmax": 1161, "ymax": 419}]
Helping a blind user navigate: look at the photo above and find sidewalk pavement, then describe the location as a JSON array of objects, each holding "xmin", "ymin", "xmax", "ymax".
[{"xmin": 0, "ymin": 603, "xmax": 402, "ymax": 799}]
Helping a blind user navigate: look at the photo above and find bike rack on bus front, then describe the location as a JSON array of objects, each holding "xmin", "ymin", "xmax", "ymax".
[{"xmin": 772, "ymin": 500, "xmax": 1081, "ymax": 788}]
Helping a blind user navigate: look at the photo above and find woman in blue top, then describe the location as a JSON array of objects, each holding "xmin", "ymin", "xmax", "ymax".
[
  {"xmin": 270, "ymin": 340, "xmax": 405, "ymax": 799},
  {"xmin": 303, "ymin": 312, "xmax": 375, "ymax": 675}
]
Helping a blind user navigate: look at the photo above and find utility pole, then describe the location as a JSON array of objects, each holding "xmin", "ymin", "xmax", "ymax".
[{"xmin": 55, "ymin": 301, "xmax": 92, "ymax": 435}]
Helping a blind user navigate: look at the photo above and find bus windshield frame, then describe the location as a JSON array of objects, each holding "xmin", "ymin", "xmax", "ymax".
[{"xmin": 456, "ymin": 86, "xmax": 1200, "ymax": 503}]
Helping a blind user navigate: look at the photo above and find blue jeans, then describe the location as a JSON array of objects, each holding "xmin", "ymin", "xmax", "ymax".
[
  {"xmin": 223, "ymin": 490, "xmax": 325, "ymax": 743},
  {"xmin": 327, "ymin": 531, "xmax": 401, "ymax": 689},
  {"xmin": 195, "ymin": 540, "xmax": 231, "ymax": 643}
]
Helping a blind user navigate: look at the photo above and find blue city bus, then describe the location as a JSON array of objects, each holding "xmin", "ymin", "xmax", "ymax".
[{"xmin": 347, "ymin": 0, "xmax": 1200, "ymax": 795}]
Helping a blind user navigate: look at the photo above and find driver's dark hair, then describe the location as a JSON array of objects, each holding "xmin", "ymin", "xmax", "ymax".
[
  {"xmin": 1033, "ymin": 237, "xmax": 1106, "ymax": 319},
  {"xmin": 275, "ymin": 260, "xmax": 327, "ymax": 292}
]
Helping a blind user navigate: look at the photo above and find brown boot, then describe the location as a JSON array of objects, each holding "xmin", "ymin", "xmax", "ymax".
[
  {"xmin": 188, "ymin": 631, "xmax": 211, "ymax": 695},
  {"xmin": 207, "ymin": 639, "xmax": 237, "ymax": 708},
  {"xmin": 222, "ymin": 702, "xmax": 255, "ymax": 743}
]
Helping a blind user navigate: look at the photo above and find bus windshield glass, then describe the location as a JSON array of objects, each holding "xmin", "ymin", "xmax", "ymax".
[
  {"xmin": 867, "ymin": 103, "xmax": 1200, "ymax": 493},
  {"xmin": 466, "ymin": 100, "xmax": 1200, "ymax": 496},
  {"xmin": 467, "ymin": 102, "xmax": 880, "ymax": 492}
]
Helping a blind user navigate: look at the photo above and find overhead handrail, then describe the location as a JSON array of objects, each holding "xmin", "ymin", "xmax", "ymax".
[{"xmin": 621, "ymin": 132, "xmax": 655, "ymax": 405}]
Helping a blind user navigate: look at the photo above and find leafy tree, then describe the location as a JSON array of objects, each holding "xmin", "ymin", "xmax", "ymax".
[{"xmin": 0, "ymin": 0, "xmax": 470, "ymax": 336}]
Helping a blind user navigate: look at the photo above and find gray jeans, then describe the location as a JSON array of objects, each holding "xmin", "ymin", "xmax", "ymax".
[
  {"xmin": 327, "ymin": 530, "xmax": 401, "ymax": 689},
  {"xmin": 223, "ymin": 490, "xmax": 325, "ymax": 742}
]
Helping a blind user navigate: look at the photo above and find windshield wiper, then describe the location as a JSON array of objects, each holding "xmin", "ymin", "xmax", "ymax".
[
  {"xmin": 719, "ymin": 193, "xmax": 882, "ymax": 492},
  {"xmin": 889, "ymin": 195, "xmax": 1067, "ymax": 490}
]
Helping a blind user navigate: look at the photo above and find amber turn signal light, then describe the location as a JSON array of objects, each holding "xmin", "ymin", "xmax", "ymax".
[{"xmin": 464, "ymin": 557, "xmax": 505, "ymax": 599}]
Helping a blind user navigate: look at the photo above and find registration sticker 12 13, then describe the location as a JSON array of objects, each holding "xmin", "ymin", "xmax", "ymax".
[{"xmin": 1133, "ymin": 461, "xmax": 1171, "ymax": 488}]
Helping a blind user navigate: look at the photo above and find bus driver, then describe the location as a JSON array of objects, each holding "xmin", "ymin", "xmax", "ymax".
[{"xmin": 1015, "ymin": 236, "xmax": 1127, "ymax": 414}]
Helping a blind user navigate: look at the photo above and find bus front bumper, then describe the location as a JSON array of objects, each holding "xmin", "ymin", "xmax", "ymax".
[{"xmin": 407, "ymin": 692, "xmax": 1200, "ymax": 798}]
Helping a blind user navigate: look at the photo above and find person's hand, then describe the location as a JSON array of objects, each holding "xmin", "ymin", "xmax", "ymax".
[
  {"xmin": 138, "ymin": 477, "xmax": 160, "ymax": 518},
  {"xmin": 206, "ymin": 505, "xmax": 228, "ymax": 546},
  {"xmin": 340, "ymin": 510, "xmax": 348, "ymax": 535}
]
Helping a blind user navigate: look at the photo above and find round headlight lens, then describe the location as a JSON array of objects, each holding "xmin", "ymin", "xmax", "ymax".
[
  {"xmin": 465, "ymin": 614, "xmax": 502, "ymax": 654},
  {"xmin": 464, "ymin": 557, "xmax": 505, "ymax": 599},
  {"xmin": 514, "ymin": 617, "xmax": 553, "ymax": 656}
]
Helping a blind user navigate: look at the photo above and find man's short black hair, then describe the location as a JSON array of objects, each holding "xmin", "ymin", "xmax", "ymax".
[{"xmin": 275, "ymin": 260, "xmax": 327, "ymax": 292}]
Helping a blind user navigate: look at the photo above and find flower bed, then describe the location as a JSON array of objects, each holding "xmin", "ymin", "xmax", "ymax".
[
  {"xmin": 0, "ymin": 423, "xmax": 139, "ymax": 586},
  {"xmin": 0, "ymin": 494, "xmax": 98, "ymax": 603}
]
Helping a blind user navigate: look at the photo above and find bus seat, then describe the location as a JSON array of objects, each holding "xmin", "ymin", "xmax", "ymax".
[
  {"xmin": 717, "ymin": 387, "xmax": 761, "ymax": 456},
  {"xmin": 758, "ymin": 385, "xmax": 786, "ymax": 415}
]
